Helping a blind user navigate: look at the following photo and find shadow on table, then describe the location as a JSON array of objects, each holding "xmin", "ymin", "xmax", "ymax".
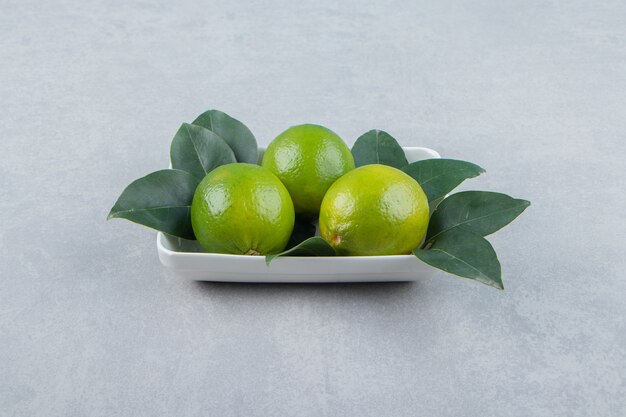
[{"xmin": 192, "ymin": 279, "xmax": 419, "ymax": 303}]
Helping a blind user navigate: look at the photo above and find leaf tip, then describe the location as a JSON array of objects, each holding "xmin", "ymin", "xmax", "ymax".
[
  {"xmin": 493, "ymin": 280, "xmax": 504, "ymax": 290},
  {"xmin": 515, "ymin": 198, "xmax": 532, "ymax": 214},
  {"xmin": 106, "ymin": 209, "xmax": 117, "ymax": 221}
]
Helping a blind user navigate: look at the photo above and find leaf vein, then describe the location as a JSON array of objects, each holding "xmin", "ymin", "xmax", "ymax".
[
  {"xmin": 184, "ymin": 124, "xmax": 207, "ymax": 175},
  {"xmin": 429, "ymin": 204, "xmax": 527, "ymax": 241},
  {"xmin": 426, "ymin": 248, "xmax": 489, "ymax": 279},
  {"xmin": 417, "ymin": 167, "xmax": 481, "ymax": 186},
  {"xmin": 111, "ymin": 205, "xmax": 190, "ymax": 216}
]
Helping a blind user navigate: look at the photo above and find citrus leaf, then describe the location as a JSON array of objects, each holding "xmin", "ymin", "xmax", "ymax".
[
  {"xmin": 107, "ymin": 169, "xmax": 199, "ymax": 239},
  {"xmin": 414, "ymin": 229, "xmax": 503, "ymax": 289},
  {"xmin": 402, "ymin": 159, "xmax": 485, "ymax": 203},
  {"xmin": 351, "ymin": 130, "xmax": 408, "ymax": 169},
  {"xmin": 287, "ymin": 216, "xmax": 317, "ymax": 249},
  {"xmin": 266, "ymin": 237, "xmax": 336, "ymax": 266},
  {"xmin": 426, "ymin": 191, "xmax": 531, "ymax": 243},
  {"xmin": 170, "ymin": 123, "xmax": 236, "ymax": 181},
  {"xmin": 192, "ymin": 109, "xmax": 258, "ymax": 163}
]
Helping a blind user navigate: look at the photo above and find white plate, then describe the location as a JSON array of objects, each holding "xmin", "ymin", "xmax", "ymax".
[{"xmin": 157, "ymin": 146, "xmax": 441, "ymax": 282}]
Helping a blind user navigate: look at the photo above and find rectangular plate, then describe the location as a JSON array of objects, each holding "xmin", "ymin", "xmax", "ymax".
[{"xmin": 157, "ymin": 146, "xmax": 440, "ymax": 282}]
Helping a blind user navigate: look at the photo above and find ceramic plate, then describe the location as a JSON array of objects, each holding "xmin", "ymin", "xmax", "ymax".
[{"xmin": 157, "ymin": 146, "xmax": 440, "ymax": 282}]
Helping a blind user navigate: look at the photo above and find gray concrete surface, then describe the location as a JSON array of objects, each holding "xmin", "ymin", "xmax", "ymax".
[{"xmin": 1, "ymin": 0, "xmax": 625, "ymax": 416}]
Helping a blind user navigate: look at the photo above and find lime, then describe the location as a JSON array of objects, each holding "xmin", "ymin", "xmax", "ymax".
[
  {"xmin": 261, "ymin": 124, "xmax": 354, "ymax": 216},
  {"xmin": 319, "ymin": 164, "xmax": 429, "ymax": 256},
  {"xmin": 191, "ymin": 163, "xmax": 295, "ymax": 255}
]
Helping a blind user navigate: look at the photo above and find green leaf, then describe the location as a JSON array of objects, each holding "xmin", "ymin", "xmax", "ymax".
[
  {"xmin": 351, "ymin": 130, "xmax": 408, "ymax": 169},
  {"xmin": 107, "ymin": 169, "xmax": 199, "ymax": 239},
  {"xmin": 402, "ymin": 159, "xmax": 485, "ymax": 203},
  {"xmin": 414, "ymin": 229, "xmax": 503, "ymax": 289},
  {"xmin": 170, "ymin": 123, "xmax": 236, "ymax": 181},
  {"xmin": 426, "ymin": 191, "xmax": 530, "ymax": 243},
  {"xmin": 286, "ymin": 216, "xmax": 317, "ymax": 249},
  {"xmin": 192, "ymin": 109, "xmax": 258, "ymax": 163},
  {"xmin": 266, "ymin": 237, "xmax": 336, "ymax": 266}
]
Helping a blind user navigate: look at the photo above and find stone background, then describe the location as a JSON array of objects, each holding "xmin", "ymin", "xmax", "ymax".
[{"xmin": 1, "ymin": 0, "xmax": 625, "ymax": 416}]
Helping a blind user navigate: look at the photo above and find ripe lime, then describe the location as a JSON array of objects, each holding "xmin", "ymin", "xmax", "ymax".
[
  {"xmin": 319, "ymin": 164, "xmax": 429, "ymax": 256},
  {"xmin": 191, "ymin": 163, "xmax": 295, "ymax": 255},
  {"xmin": 261, "ymin": 124, "xmax": 354, "ymax": 216}
]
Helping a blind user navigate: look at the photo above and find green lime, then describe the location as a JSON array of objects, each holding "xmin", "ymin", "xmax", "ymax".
[
  {"xmin": 319, "ymin": 164, "xmax": 429, "ymax": 256},
  {"xmin": 191, "ymin": 163, "xmax": 295, "ymax": 255},
  {"xmin": 261, "ymin": 124, "xmax": 355, "ymax": 216}
]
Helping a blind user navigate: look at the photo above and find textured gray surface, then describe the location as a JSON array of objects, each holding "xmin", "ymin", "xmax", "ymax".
[{"xmin": 1, "ymin": 0, "xmax": 625, "ymax": 416}]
